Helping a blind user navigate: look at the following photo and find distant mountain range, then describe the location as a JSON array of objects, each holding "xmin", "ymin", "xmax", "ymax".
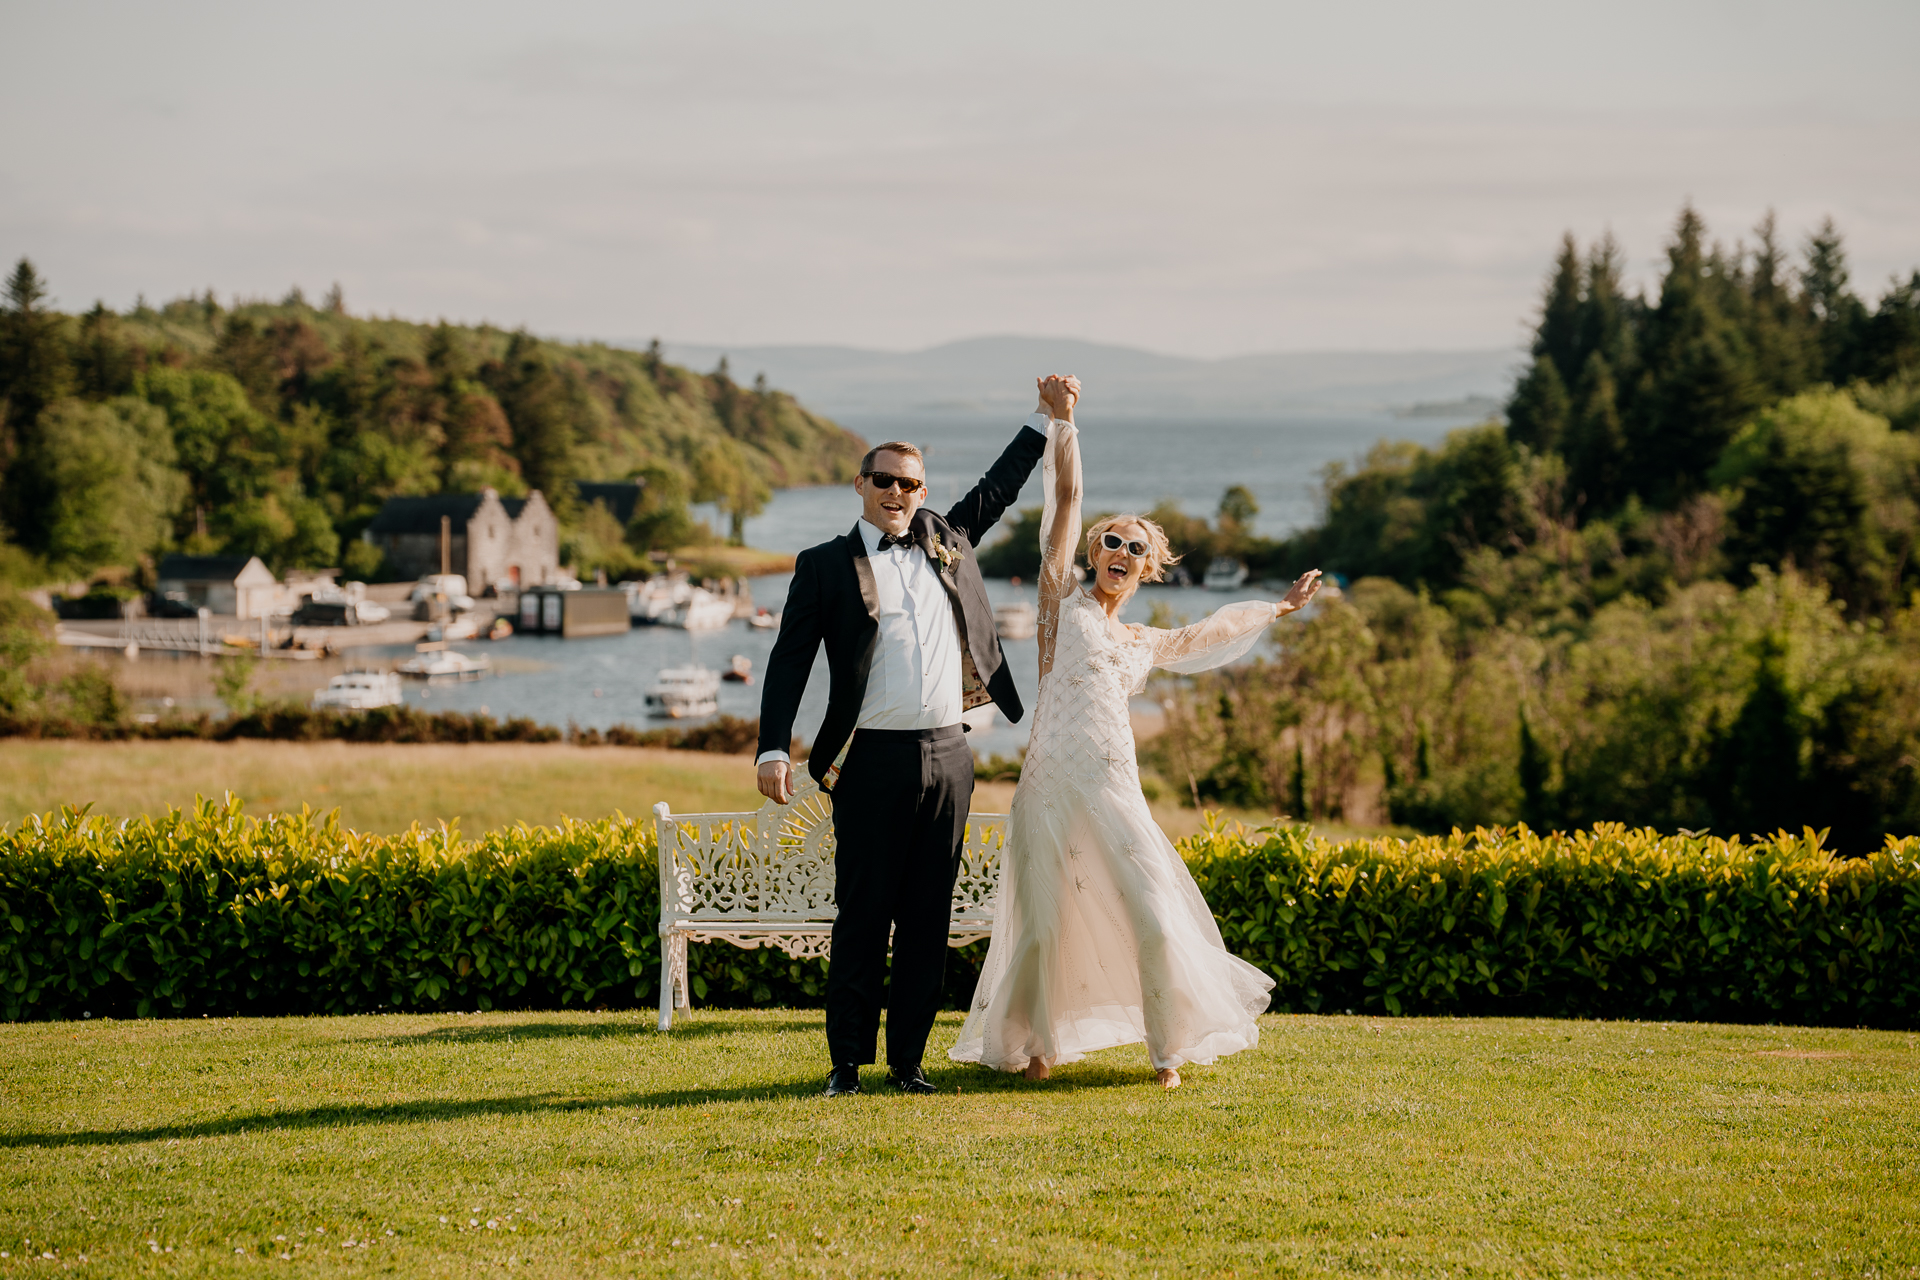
[{"xmin": 639, "ymin": 336, "xmax": 1520, "ymax": 419}]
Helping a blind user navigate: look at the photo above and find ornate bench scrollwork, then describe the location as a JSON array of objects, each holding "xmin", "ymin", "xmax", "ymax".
[{"xmin": 652, "ymin": 777, "xmax": 1008, "ymax": 1030}]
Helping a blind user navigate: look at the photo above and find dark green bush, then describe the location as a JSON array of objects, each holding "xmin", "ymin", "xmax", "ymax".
[
  {"xmin": 4, "ymin": 802, "xmax": 1914, "ymax": 1027},
  {"xmin": 1189, "ymin": 819, "xmax": 1920, "ymax": 1027}
]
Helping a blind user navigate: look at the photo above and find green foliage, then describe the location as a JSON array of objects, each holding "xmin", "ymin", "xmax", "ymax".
[
  {"xmin": 211, "ymin": 654, "xmax": 258, "ymax": 716},
  {"xmin": 3, "ymin": 802, "xmax": 1914, "ymax": 1027},
  {"xmin": 1712, "ymin": 388, "xmax": 1920, "ymax": 615},
  {"xmin": 624, "ymin": 459, "xmax": 697, "ymax": 553},
  {"xmin": 32, "ymin": 397, "xmax": 187, "ymax": 574},
  {"xmin": 1187, "ymin": 820, "xmax": 1920, "ymax": 1026},
  {"xmin": 0, "ymin": 265, "xmax": 863, "ymax": 577},
  {"xmin": 0, "ymin": 588, "xmax": 54, "ymax": 715},
  {"xmin": 1153, "ymin": 569, "xmax": 1920, "ymax": 848}
]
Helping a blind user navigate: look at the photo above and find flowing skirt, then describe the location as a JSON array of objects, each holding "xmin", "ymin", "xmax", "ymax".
[{"xmin": 949, "ymin": 771, "xmax": 1274, "ymax": 1072}]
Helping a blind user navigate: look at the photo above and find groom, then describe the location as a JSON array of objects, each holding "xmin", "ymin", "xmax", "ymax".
[{"xmin": 756, "ymin": 376, "xmax": 1077, "ymax": 1096}]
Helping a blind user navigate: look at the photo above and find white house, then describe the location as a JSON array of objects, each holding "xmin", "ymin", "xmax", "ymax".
[{"xmin": 154, "ymin": 554, "xmax": 280, "ymax": 619}]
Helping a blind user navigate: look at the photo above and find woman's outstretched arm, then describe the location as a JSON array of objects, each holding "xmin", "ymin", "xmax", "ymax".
[
  {"xmin": 1143, "ymin": 570, "xmax": 1323, "ymax": 674},
  {"xmin": 1035, "ymin": 375, "xmax": 1082, "ymax": 680}
]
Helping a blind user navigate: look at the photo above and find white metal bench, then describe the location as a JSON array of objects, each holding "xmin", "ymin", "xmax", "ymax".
[{"xmin": 651, "ymin": 779, "xmax": 1009, "ymax": 1030}]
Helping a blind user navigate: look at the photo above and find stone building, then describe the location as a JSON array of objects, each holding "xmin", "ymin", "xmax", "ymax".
[{"xmin": 363, "ymin": 489, "xmax": 558, "ymax": 593}]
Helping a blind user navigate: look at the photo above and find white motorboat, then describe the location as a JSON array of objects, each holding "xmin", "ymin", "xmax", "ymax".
[
  {"xmin": 746, "ymin": 608, "xmax": 781, "ymax": 630},
  {"xmin": 311, "ymin": 671, "xmax": 404, "ymax": 710},
  {"xmin": 1203, "ymin": 557, "xmax": 1249, "ymax": 591},
  {"xmin": 398, "ymin": 647, "xmax": 491, "ymax": 681},
  {"xmin": 623, "ymin": 575, "xmax": 689, "ymax": 624},
  {"xmin": 664, "ymin": 587, "xmax": 735, "ymax": 631},
  {"xmin": 993, "ymin": 600, "xmax": 1037, "ymax": 641},
  {"xmin": 645, "ymin": 665, "xmax": 721, "ymax": 718},
  {"xmin": 426, "ymin": 616, "xmax": 479, "ymax": 642}
]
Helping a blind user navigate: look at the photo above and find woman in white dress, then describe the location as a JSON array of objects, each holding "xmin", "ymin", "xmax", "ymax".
[{"xmin": 949, "ymin": 378, "xmax": 1322, "ymax": 1089}]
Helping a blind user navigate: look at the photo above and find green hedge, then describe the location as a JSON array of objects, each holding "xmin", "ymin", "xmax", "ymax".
[
  {"xmin": 3, "ymin": 802, "xmax": 1916, "ymax": 1026},
  {"xmin": 1189, "ymin": 820, "xmax": 1920, "ymax": 1026},
  {"xmin": 0, "ymin": 799, "xmax": 840, "ymax": 1021}
]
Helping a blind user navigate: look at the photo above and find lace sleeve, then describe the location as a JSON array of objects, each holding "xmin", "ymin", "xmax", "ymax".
[
  {"xmin": 1035, "ymin": 418, "xmax": 1082, "ymax": 681},
  {"xmin": 1139, "ymin": 600, "xmax": 1277, "ymax": 674}
]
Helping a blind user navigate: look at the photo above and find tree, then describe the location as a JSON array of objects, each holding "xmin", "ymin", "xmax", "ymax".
[
  {"xmin": 1534, "ymin": 235, "xmax": 1585, "ymax": 385},
  {"xmin": 487, "ymin": 331, "xmax": 580, "ymax": 509},
  {"xmin": 1216, "ymin": 485, "xmax": 1259, "ymax": 550},
  {"xmin": 626, "ymin": 461, "xmax": 698, "ymax": 553},
  {"xmin": 1506, "ymin": 355, "xmax": 1572, "ymax": 456},
  {"xmin": 33, "ymin": 397, "xmax": 187, "ymax": 574},
  {"xmin": 1711, "ymin": 387, "xmax": 1920, "ymax": 615},
  {"xmin": 0, "ymin": 259, "xmax": 75, "ymax": 547},
  {"xmin": 1628, "ymin": 206, "xmax": 1761, "ymax": 505},
  {"xmin": 1566, "ymin": 352, "xmax": 1628, "ymax": 511},
  {"xmin": 1802, "ymin": 218, "xmax": 1867, "ymax": 383},
  {"xmin": 694, "ymin": 436, "xmax": 770, "ymax": 544}
]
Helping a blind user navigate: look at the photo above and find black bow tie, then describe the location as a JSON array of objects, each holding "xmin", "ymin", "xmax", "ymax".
[{"xmin": 877, "ymin": 532, "xmax": 914, "ymax": 551}]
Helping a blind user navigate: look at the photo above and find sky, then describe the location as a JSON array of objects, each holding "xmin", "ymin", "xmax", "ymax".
[{"xmin": 4, "ymin": 0, "xmax": 1917, "ymax": 358}]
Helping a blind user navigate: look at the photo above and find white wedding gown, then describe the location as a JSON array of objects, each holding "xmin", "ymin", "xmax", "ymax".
[{"xmin": 949, "ymin": 418, "xmax": 1276, "ymax": 1073}]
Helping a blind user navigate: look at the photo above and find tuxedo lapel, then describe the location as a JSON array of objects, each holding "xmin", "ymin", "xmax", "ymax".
[{"xmin": 847, "ymin": 521, "xmax": 881, "ymax": 623}]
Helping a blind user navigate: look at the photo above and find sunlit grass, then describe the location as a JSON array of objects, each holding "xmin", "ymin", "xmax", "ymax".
[
  {"xmin": 0, "ymin": 739, "xmax": 1344, "ymax": 841},
  {"xmin": 2, "ymin": 1009, "xmax": 1914, "ymax": 1276}
]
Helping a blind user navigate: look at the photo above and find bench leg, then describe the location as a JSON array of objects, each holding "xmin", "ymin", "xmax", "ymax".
[
  {"xmin": 672, "ymin": 933, "xmax": 691, "ymax": 1011},
  {"xmin": 657, "ymin": 931, "xmax": 679, "ymax": 1031}
]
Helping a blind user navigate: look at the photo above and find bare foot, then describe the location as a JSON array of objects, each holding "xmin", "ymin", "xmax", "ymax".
[
  {"xmin": 1155, "ymin": 1068, "xmax": 1181, "ymax": 1090},
  {"xmin": 1023, "ymin": 1058, "xmax": 1051, "ymax": 1082}
]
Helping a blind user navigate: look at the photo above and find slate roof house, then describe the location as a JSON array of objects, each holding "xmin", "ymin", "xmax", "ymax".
[
  {"xmin": 154, "ymin": 554, "xmax": 280, "ymax": 619},
  {"xmin": 363, "ymin": 488, "xmax": 558, "ymax": 593}
]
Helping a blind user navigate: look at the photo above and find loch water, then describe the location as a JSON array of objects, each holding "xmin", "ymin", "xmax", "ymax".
[{"xmin": 364, "ymin": 408, "xmax": 1485, "ymax": 756}]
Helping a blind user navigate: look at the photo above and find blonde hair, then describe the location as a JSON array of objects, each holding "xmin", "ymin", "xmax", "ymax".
[{"xmin": 1085, "ymin": 513, "xmax": 1180, "ymax": 585}]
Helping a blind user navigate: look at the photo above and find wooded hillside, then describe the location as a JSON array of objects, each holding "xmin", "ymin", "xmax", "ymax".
[{"xmin": 0, "ymin": 272, "xmax": 867, "ymax": 583}]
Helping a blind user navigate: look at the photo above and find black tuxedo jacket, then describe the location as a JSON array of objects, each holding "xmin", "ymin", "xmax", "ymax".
[{"xmin": 757, "ymin": 422, "xmax": 1049, "ymax": 783}]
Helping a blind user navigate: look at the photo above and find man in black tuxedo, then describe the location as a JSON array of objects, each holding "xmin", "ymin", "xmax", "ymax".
[{"xmin": 756, "ymin": 375, "xmax": 1078, "ymax": 1096}]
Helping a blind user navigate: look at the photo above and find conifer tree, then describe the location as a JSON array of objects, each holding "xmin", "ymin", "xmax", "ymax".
[
  {"xmin": 1535, "ymin": 235, "xmax": 1585, "ymax": 385},
  {"xmin": 1746, "ymin": 211, "xmax": 1814, "ymax": 398},
  {"xmin": 1506, "ymin": 355, "xmax": 1571, "ymax": 456},
  {"xmin": 1801, "ymin": 218, "xmax": 1867, "ymax": 383},
  {"xmin": 1628, "ymin": 206, "xmax": 1761, "ymax": 505},
  {"xmin": 0, "ymin": 258, "xmax": 76, "ymax": 549},
  {"xmin": 1567, "ymin": 351, "xmax": 1628, "ymax": 510}
]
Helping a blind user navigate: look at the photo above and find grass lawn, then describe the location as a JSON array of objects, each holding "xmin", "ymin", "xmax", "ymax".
[
  {"xmin": 0, "ymin": 741, "xmax": 770, "ymax": 835},
  {"xmin": 1, "ymin": 1010, "xmax": 1913, "ymax": 1277},
  {"xmin": 0, "ymin": 740, "xmax": 1312, "ymax": 839}
]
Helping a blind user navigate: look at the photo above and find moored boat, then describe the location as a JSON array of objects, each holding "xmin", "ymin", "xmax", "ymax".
[
  {"xmin": 398, "ymin": 646, "xmax": 491, "ymax": 681},
  {"xmin": 1203, "ymin": 557, "xmax": 1248, "ymax": 591},
  {"xmin": 311, "ymin": 670, "xmax": 404, "ymax": 710},
  {"xmin": 665, "ymin": 588, "xmax": 735, "ymax": 631},
  {"xmin": 645, "ymin": 665, "xmax": 721, "ymax": 718}
]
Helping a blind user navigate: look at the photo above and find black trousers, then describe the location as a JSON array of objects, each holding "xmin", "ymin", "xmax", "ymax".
[{"xmin": 824, "ymin": 724, "xmax": 974, "ymax": 1069}]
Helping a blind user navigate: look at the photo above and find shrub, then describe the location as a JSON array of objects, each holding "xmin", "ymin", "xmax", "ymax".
[
  {"xmin": 1188, "ymin": 819, "xmax": 1920, "ymax": 1027},
  {"xmin": 4, "ymin": 803, "xmax": 1914, "ymax": 1027}
]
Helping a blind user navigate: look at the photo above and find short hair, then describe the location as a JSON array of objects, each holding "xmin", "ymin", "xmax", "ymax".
[
  {"xmin": 1086, "ymin": 513, "xmax": 1180, "ymax": 584},
  {"xmin": 860, "ymin": 441, "xmax": 924, "ymax": 475}
]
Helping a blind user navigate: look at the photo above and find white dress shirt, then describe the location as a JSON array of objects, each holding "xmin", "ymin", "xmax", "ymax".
[{"xmin": 756, "ymin": 516, "xmax": 964, "ymax": 767}]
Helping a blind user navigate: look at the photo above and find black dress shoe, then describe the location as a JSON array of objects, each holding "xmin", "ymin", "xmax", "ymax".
[
  {"xmin": 824, "ymin": 1064, "xmax": 861, "ymax": 1097},
  {"xmin": 890, "ymin": 1064, "xmax": 937, "ymax": 1095}
]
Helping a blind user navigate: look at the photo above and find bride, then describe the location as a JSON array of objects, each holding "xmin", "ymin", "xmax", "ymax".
[{"xmin": 949, "ymin": 375, "xmax": 1322, "ymax": 1089}]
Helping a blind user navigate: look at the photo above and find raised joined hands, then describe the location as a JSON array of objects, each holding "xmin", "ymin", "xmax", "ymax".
[{"xmin": 1035, "ymin": 374, "xmax": 1080, "ymax": 421}]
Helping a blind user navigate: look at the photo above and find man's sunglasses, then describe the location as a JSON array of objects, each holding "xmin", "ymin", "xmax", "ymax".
[
  {"xmin": 1100, "ymin": 532, "xmax": 1150, "ymax": 557},
  {"xmin": 863, "ymin": 471, "xmax": 926, "ymax": 494}
]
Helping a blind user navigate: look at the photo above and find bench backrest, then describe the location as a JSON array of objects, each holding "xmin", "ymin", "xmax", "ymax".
[{"xmin": 653, "ymin": 779, "xmax": 1008, "ymax": 927}]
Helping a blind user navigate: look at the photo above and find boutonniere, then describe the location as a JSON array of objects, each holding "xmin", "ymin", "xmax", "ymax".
[{"xmin": 930, "ymin": 532, "xmax": 964, "ymax": 571}]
